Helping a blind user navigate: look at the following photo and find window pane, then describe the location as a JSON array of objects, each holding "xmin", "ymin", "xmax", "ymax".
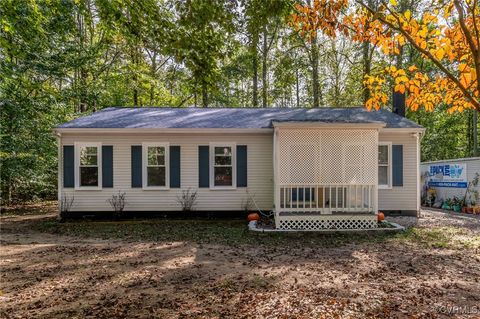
[
  {"xmin": 82, "ymin": 146, "xmax": 97, "ymax": 155},
  {"xmin": 80, "ymin": 146, "xmax": 98, "ymax": 165},
  {"xmin": 378, "ymin": 145, "xmax": 388, "ymax": 164},
  {"xmin": 378, "ymin": 166, "xmax": 388, "ymax": 185},
  {"xmin": 147, "ymin": 167, "xmax": 166, "ymax": 186},
  {"xmin": 148, "ymin": 147, "xmax": 165, "ymax": 166},
  {"xmin": 80, "ymin": 155, "xmax": 98, "ymax": 166},
  {"xmin": 215, "ymin": 155, "xmax": 231, "ymax": 165},
  {"xmin": 214, "ymin": 167, "xmax": 232, "ymax": 186},
  {"xmin": 80, "ymin": 167, "xmax": 98, "ymax": 186},
  {"xmin": 215, "ymin": 146, "xmax": 231, "ymax": 156}
]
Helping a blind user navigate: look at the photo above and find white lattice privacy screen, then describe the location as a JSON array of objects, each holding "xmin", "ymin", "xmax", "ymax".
[
  {"xmin": 274, "ymin": 128, "xmax": 379, "ymax": 230},
  {"xmin": 277, "ymin": 129, "xmax": 378, "ymax": 185}
]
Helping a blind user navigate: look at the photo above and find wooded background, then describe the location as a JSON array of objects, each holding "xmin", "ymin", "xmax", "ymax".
[{"xmin": 1, "ymin": 0, "xmax": 478, "ymax": 203}]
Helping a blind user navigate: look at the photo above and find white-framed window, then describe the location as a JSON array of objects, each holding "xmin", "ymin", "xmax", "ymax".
[
  {"xmin": 378, "ymin": 142, "xmax": 392, "ymax": 189},
  {"xmin": 143, "ymin": 142, "xmax": 169, "ymax": 189},
  {"xmin": 210, "ymin": 143, "xmax": 236, "ymax": 189},
  {"xmin": 75, "ymin": 142, "xmax": 102, "ymax": 190}
]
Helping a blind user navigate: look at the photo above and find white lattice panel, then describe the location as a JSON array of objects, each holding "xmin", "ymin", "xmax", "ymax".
[
  {"xmin": 278, "ymin": 129, "xmax": 378, "ymax": 185},
  {"xmin": 277, "ymin": 215, "xmax": 377, "ymax": 230},
  {"xmin": 288, "ymin": 144, "xmax": 318, "ymax": 184}
]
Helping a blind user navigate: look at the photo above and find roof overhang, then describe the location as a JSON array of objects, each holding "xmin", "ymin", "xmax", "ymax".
[
  {"xmin": 272, "ymin": 121, "xmax": 386, "ymax": 129},
  {"xmin": 53, "ymin": 127, "xmax": 274, "ymax": 134},
  {"xmin": 54, "ymin": 124, "xmax": 425, "ymax": 134},
  {"xmin": 379, "ymin": 127, "xmax": 426, "ymax": 133}
]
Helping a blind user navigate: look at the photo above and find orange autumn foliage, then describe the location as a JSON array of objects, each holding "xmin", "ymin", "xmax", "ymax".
[{"xmin": 290, "ymin": 0, "xmax": 480, "ymax": 113}]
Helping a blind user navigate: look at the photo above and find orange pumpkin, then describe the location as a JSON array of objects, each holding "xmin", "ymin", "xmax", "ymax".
[
  {"xmin": 247, "ymin": 213, "xmax": 260, "ymax": 221},
  {"xmin": 377, "ymin": 212, "xmax": 385, "ymax": 222}
]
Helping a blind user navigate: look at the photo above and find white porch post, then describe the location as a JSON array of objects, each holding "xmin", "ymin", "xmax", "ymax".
[{"xmin": 273, "ymin": 127, "xmax": 280, "ymax": 228}]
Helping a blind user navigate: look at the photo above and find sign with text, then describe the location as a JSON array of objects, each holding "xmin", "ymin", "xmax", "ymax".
[{"xmin": 427, "ymin": 163, "xmax": 468, "ymax": 188}]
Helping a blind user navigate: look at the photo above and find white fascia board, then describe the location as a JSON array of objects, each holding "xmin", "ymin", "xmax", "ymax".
[
  {"xmin": 272, "ymin": 121, "xmax": 386, "ymax": 129},
  {"xmin": 379, "ymin": 127, "xmax": 426, "ymax": 133},
  {"xmin": 53, "ymin": 128, "xmax": 274, "ymax": 135}
]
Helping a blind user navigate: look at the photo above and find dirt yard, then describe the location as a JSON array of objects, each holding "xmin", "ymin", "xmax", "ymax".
[{"xmin": 1, "ymin": 206, "xmax": 479, "ymax": 318}]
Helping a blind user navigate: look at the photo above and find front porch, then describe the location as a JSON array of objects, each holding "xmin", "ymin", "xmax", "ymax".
[
  {"xmin": 273, "ymin": 123, "xmax": 382, "ymax": 230},
  {"xmin": 275, "ymin": 184, "xmax": 377, "ymax": 230}
]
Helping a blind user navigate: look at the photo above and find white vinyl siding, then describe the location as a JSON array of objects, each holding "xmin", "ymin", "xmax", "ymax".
[
  {"xmin": 61, "ymin": 133, "xmax": 273, "ymax": 212},
  {"xmin": 378, "ymin": 132, "xmax": 419, "ymax": 211},
  {"xmin": 59, "ymin": 129, "xmax": 419, "ymax": 213}
]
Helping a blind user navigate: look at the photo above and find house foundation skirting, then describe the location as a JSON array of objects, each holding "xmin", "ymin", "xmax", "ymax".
[
  {"xmin": 276, "ymin": 214, "xmax": 377, "ymax": 231},
  {"xmin": 250, "ymin": 220, "xmax": 404, "ymax": 233}
]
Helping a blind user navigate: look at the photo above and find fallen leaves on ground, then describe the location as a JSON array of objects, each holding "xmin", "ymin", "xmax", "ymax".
[{"xmin": 0, "ymin": 209, "xmax": 479, "ymax": 318}]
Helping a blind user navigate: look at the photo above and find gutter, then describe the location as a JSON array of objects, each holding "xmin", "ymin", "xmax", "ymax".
[
  {"xmin": 53, "ymin": 128, "xmax": 274, "ymax": 134},
  {"xmin": 272, "ymin": 121, "xmax": 387, "ymax": 129},
  {"xmin": 53, "ymin": 126, "xmax": 426, "ymax": 134},
  {"xmin": 379, "ymin": 127, "xmax": 426, "ymax": 133}
]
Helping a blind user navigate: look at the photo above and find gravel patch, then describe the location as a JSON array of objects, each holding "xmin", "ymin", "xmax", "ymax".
[{"xmin": 389, "ymin": 209, "xmax": 480, "ymax": 232}]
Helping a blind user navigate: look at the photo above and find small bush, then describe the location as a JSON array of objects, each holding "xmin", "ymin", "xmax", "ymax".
[
  {"xmin": 177, "ymin": 188, "xmax": 198, "ymax": 211},
  {"xmin": 108, "ymin": 191, "xmax": 127, "ymax": 219}
]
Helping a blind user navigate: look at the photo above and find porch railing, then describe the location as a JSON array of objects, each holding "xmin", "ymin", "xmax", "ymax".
[{"xmin": 277, "ymin": 184, "xmax": 376, "ymax": 214}]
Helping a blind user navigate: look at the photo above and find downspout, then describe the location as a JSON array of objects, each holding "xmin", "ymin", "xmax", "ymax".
[{"xmin": 414, "ymin": 132, "xmax": 424, "ymax": 217}]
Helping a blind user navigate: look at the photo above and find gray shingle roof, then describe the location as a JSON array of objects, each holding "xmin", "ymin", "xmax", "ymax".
[{"xmin": 57, "ymin": 107, "xmax": 423, "ymax": 129}]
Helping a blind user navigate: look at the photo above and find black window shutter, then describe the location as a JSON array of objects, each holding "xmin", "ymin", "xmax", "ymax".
[
  {"xmin": 131, "ymin": 145, "xmax": 142, "ymax": 188},
  {"xmin": 392, "ymin": 145, "xmax": 404, "ymax": 187},
  {"xmin": 198, "ymin": 146, "xmax": 209, "ymax": 188},
  {"xmin": 102, "ymin": 146, "xmax": 113, "ymax": 188},
  {"xmin": 236, "ymin": 145, "xmax": 247, "ymax": 187},
  {"xmin": 170, "ymin": 146, "xmax": 181, "ymax": 188},
  {"xmin": 63, "ymin": 145, "xmax": 74, "ymax": 188}
]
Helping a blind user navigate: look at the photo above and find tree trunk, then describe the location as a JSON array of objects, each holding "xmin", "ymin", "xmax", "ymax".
[
  {"xmin": 150, "ymin": 85, "xmax": 154, "ymax": 105},
  {"xmin": 202, "ymin": 82, "xmax": 208, "ymax": 108},
  {"xmin": 133, "ymin": 86, "xmax": 138, "ymax": 106},
  {"xmin": 332, "ymin": 42, "xmax": 340, "ymax": 107},
  {"xmin": 262, "ymin": 26, "xmax": 268, "ymax": 108},
  {"xmin": 296, "ymin": 68, "xmax": 300, "ymax": 107},
  {"xmin": 150, "ymin": 51, "xmax": 157, "ymax": 105},
  {"xmin": 170, "ymin": 67, "xmax": 176, "ymax": 95},
  {"xmin": 77, "ymin": 10, "xmax": 88, "ymax": 112},
  {"xmin": 474, "ymin": 109, "xmax": 478, "ymax": 156},
  {"xmin": 311, "ymin": 35, "xmax": 320, "ymax": 108},
  {"xmin": 80, "ymin": 68, "xmax": 88, "ymax": 112},
  {"xmin": 130, "ymin": 45, "xmax": 140, "ymax": 106},
  {"xmin": 131, "ymin": 47, "xmax": 139, "ymax": 106},
  {"xmin": 251, "ymin": 34, "xmax": 259, "ymax": 107},
  {"xmin": 362, "ymin": 41, "xmax": 371, "ymax": 104}
]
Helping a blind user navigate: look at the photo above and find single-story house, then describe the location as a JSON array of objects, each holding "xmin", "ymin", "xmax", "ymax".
[{"xmin": 54, "ymin": 106, "xmax": 425, "ymax": 230}]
